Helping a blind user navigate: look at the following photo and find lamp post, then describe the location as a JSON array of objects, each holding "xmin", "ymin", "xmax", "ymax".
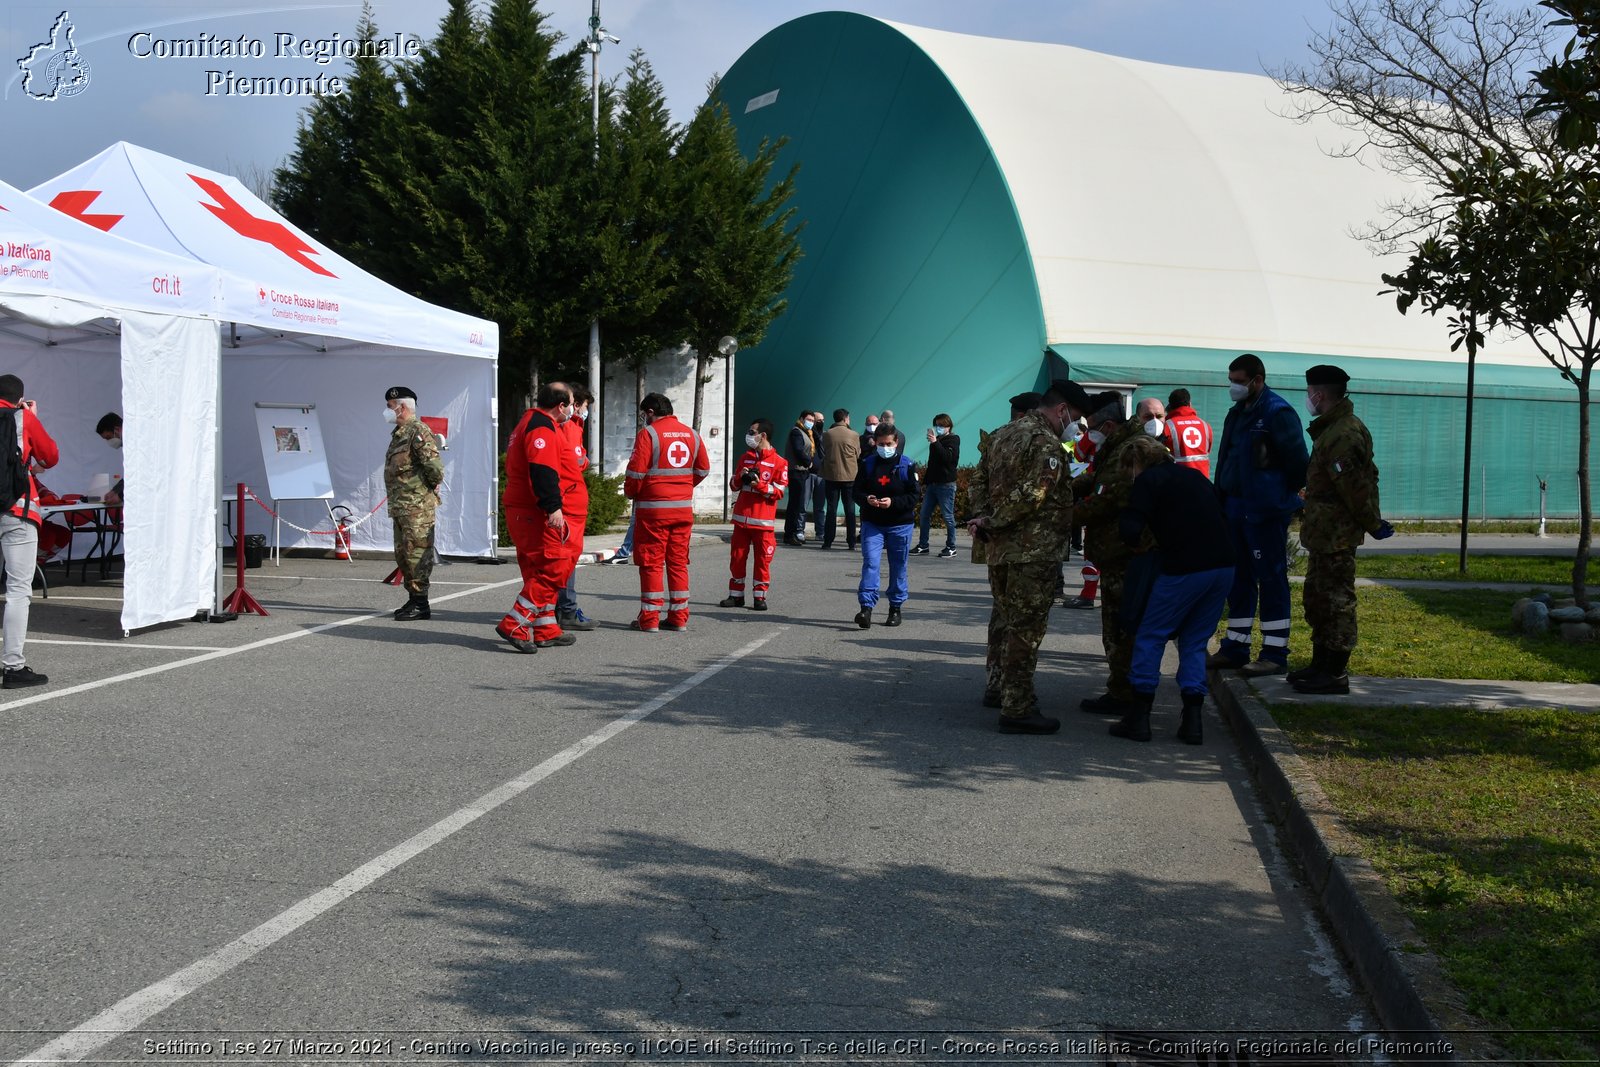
[
  {"xmin": 585, "ymin": 1, "xmax": 618, "ymax": 468},
  {"xmin": 716, "ymin": 335, "xmax": 739, "ymax": 520}
]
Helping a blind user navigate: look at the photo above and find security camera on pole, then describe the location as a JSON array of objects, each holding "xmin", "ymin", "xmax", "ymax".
[{"xmin": 585, "ymin": 1, "xmax": 620, "ymax": 468}]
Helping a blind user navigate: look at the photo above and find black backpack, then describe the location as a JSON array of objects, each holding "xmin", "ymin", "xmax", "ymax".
[{"xmin": 0, "ymin": 408, "xmax": 31, "ymax": 517}]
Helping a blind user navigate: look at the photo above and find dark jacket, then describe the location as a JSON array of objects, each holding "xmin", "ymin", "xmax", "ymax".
[
  {"xmin": 853, "ymin": 451, "xmax": 918, "ymax": 527},
  {"xmin": 924, "ymin": 432, "xmax": 961, "ymax": 484},
  {"xmin": 785, "ymin": 423, "xmax": 816, "ymax": 474},
  {"xmin": 1214, "ymin": 386, "xmax": 1308, "ymax": 519},
  {"xmin": 1120, "ymin": 461, "xmax": 1234, "ymax": 575}
]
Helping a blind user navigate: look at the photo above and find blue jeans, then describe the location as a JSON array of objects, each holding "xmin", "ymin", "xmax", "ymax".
[
  {"xmin": 917, "ymin": 482, "xmax": 956, "ymax": 549},
  {"xmin": 1130, "ymin": 566, "xmax": 1234, "ymax": 696},
  {"xmin": 557, "ymin": 569, "xmax": 577, "ymax": 614},
  {"xmin": 858, "ymin": 522, "xmax": 912, "ymax": 608},
  {"xmin": 1218, "ymin": 500, "xmax": 1293, "ymax": 664},
  {"xmin": 618, "ymin": 513, "xmax": 635, "ymax": 556}
]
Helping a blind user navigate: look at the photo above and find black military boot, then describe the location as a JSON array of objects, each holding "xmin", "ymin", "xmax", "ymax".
[
  {"xmin": 1080, "ymin": 691, "xmax": 1136, "ymax": 715},
  {"xmin": 885, "ymin": 605, "xmax": 902, "ymax": 627},
  {"xmin": 718, "ymin": 596, "xmax": 745, "ymax": 608},
  {"xmin": 1176, "ymin": 690, "xmax": 1205, "ymax": 745},
  {"xmin": 1108, "ymin": 691, "xmax": 1154, "ymax": 742},
  {"xmin": 1291, "ymin": 649, "xmax": 1350, "ymax": 695},
  {"xmin": 1286, "ymin": 647, "xmax": 1325, "ymax": 685},
  {"xmin": 394, "ymin": 595, "xmax": 431, "ymax": 621}
]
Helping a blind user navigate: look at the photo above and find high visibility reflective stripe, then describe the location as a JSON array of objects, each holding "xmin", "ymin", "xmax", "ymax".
[
  {"xmin": 625, "ymin": 471, "xmax": 647, "ymax": 480},
  {"xmin": 1227, "ymin": 618, "xmax": 1254, "ymax": 628},
  {"xmin": 634, "ymin": 499, "xmax": 691, "ymax": 509},
  {"xmin": 734, "ymin": 516, "xmax": 776, "ymax": 528},
  {"xmin": 693, "ymin": 467, "xmax": 711, "ymax": 477},
  {"xmin": 729, "ymin": 580, "xmax": 746, "ymax": 590},
  {"xmin": 645, "ymin": 468, "xmax": 699, "ymax": 477},
  {"xmin": 1225, "ymin": 629, "xmax": 1251, "ymax": 643},
  {"xmin": 644, "ymin": 425, "xmax": 661, "ymax": 467},
  {"xmin": 515, "ymin": 595, "xmax": 537, "ymax": 611},
  {"xmin": 1261, "ymin": 634, "xmax": 1289, "ymax": 647},
  {"xmin": 1261, "ymin": 619, "xmax": 1291, "ymax": 630},
  {"xmin": 1176, "ymin": 454, "xmax": 1207, "ymax": 463}
]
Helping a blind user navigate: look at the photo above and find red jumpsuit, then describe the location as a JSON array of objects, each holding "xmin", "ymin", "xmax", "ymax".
[
  {"xmin": 1166, "ymin": 405, "xmax": 1214, "ymax": 479},
  {"xmin": 728, "ymin": 446, "xmax": 788, "ymax": 602},
  {"xmin": 559, "ymin": 415, "xmax": 589, "ymax": 568},
  {"xmin": 623, "ymin": 415, "xmax": 709, "ymax": 628},
  {"xmin": 500, "ymin": 406, "xmax": 570, "ymax": 643}
]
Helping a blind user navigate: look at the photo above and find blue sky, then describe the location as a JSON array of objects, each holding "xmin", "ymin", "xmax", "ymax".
[{"xmin": 1, "ymin": 1, "xmax": 1340, "ymax": 192}]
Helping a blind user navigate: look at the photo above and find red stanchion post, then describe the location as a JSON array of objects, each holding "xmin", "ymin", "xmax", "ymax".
[{"xmin": 222, "ymin": 482, "xmax": 269, "ymax": 617}]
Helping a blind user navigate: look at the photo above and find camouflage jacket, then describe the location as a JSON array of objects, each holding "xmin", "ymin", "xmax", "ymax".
[
  {"xmin": 971, "ymin": 411, "xmax": 1073, "ymax": 565},
  {"xmin": 385, "ymin": 418, "xmax": 443, "ymax": 518},
  {"xmin": 968, "ymin": 426, "xmax": 995, "ymax": 564},
  {"xmin": 1302, "ymin": 397, "xmax": 1382, "ymax": 552},
  {"xmin": 1072, "ymin": 418, "xmax": 1166, "ymax": 567}
]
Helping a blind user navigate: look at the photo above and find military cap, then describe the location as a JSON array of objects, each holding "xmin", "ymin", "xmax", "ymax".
[
  {"xmin": 1087, "ymin": 391, "xmax": 1124, "ymax": 415},
  {"xmin": 384, "ymin": 386, "xmax": 418, "ymax": 402},
  {"xmin": 1047, "ymin": 378, "xmax": 1093, "ymax": 414},
  {"xmin": 1008, "ymin": 391, "xmax": 1042, "ymax": 412},
  {"xmin": 1305, "ymin": 365, "xmax": 1350, "ymax": 386}
]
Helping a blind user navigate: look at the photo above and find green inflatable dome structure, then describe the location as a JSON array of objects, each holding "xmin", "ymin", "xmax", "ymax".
[{"xmin": 720, "ymin": 12, "xmax": 1587, "ymax": 518}]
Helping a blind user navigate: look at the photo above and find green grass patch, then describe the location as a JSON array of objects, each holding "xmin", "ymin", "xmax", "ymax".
[
  {"xmin": 1220, "ymin": 587, "xmax": 1600, "ymax": 683},
  {"xmin": 1273, "ymin": 705, "xmax": 1600, "ymax": 1063},
  {"xmin": 1351, "ymin": 553, "xmax": 1584, "ymax": 586}
]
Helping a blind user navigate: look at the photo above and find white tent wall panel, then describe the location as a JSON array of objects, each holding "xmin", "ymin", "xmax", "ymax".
[{"xmin": 218, "ymin": 347, "xmax": 497, "ymax": 557}]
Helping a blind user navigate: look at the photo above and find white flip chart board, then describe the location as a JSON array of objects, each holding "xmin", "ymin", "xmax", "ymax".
[{"xmin": 254, "ymin": 403, "xmax": 333, "ymax": 501}]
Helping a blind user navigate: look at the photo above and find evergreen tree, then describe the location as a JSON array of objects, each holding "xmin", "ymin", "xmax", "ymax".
[
  {"xmin": 668, "ymin": 85, "xmax": 803, "ymax": 430},
  {"xmin": 272, "ymin": 3, "xmax": 402, "ymax": 267}
]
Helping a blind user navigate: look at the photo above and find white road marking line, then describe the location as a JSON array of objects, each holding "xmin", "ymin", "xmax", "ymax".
[
  {"xmin": 3, "ymin": 595, "xmax": 123, "ymax": 603},
  {"xmin": 25, "ymin": 639, "xmax": 226, "ymax": 652},
  {"xmin": 12, "ymin": 628, "xmax": 785, "ymax": 1066},
  {"xmin": 247, "ymin": 574, "xmax": 486, "ymax": 586},
  {"xmin": 0, "ymin": 577, "xmax": 524, "ymax": 714}
]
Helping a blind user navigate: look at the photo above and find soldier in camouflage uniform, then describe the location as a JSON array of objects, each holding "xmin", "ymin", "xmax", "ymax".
[
  {"xmin": 1291, "ymin": 365, "xmax": 1393, "ymax": 694},
  {"xmin": 971, "ymin": 391, "xmax": 1043, "ymax": 699},
  {"xmin": 382, "ymin": 386, "xmax": 444, "ymax": 621},
  {"xmin": 968, "ymin": 383, "xmax": 1085, "ymax": 734},
  {"xmin": 1070, "ymin": 393, "xmax": 1170, "ymax": 714}
]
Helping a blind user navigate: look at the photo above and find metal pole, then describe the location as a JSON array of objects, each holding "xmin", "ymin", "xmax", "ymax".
[
  {"xmin": 1539, "ymin": 476, "xmax": 1548, "ymax": 538},
  {"xmin": 587, "ymin": 0, "xmax": 603, "ymax": 469}
]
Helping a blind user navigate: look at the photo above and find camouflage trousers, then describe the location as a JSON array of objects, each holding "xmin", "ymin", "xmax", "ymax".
[
  {"xmin": 1303, "ymin": 548, "xmax": 1358, "ymax": 653},
  {"xmin": 1097, "ymin": 567, "xmax": 1135, "ymax": 700},
  {"xmin": 392, "ymin": 514, "xmax": 437, "ymax": 596},
  {"xmin": 990, "ymin": 559, "xmax": 1060, "ymax": 715}
]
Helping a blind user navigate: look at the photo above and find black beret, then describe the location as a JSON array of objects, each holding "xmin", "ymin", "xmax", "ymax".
[
  {"xmin": 1008, "ymin": 391, "xmax": 1042, "ymax": 412},
  {"xmin": 1088, "ymin": 391, "xmax": 1123, "ymax": 414},
  {"xmin": 384, "ymin": 386, "xmax": 418, "ymax": 402},
  {"xmin": 1048, "ymin": 378, "xmax": 1094, "ymax": 414},
  {"xmin": 1305, "ymin": 365, "xmax": 1350, "ymax": 386}
]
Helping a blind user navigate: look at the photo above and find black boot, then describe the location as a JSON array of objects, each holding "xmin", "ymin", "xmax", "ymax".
[
  {"xmin": 885, "ymin": 605, "xmax": 902, "ymax": 627},
  {"xmin": 1080, "ymin": 691, "xmax": 1136, "ymax": 715},
  {"xmin": 1176, "ymin": 690, "xmax": 1205, "ymax": 745},
  {"xmin": 394, "ymin": 595, "xmax": 431, "ymax": 621},
  {"xmin": 1109, "ymin": 691, "xmax": 1154, "ymax": 742},
  {"xmin": 1291, "ymin": 649, "xmax": 1351, "ymax": 694},
  {"xmin": 1286, "ymin": 647, "xmax": 1325, "ymax": 685}
]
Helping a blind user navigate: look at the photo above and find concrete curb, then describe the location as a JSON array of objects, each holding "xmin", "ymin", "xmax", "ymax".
[{"xmin": 1210, "ymin": 673, "xmax": 1497, "ymax": 1065}]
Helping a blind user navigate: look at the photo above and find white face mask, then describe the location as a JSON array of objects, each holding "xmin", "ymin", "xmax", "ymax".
[
  {"xmin": 1144, "ymin": 418, "xmax": 1165, "ymax": 437},
  {"xmin": 574, "ymin": 408, "xmax": 588, "ymax": 422},
  {"xmin": 1228, "ymin": 382, "xmax": 1250, "ymax": 403},
  {"xmin": 1064, "ymin": 421, "xmax": 1083, "ymax": 443},
  {"xmin": 876, "ymin": 445, "xmax": 896, "ymax": 460},
  {"xmin": 107, "ymin": 435, "xmax": 123, "ymax": 450},
  {"xmin": 1087, "ymin": 429, "xmax": 1106, "ymax": 447},
  {"xmin": 1305, "ymin": 394, "xmax": 1322, "ymax": 417},
  {"xmin": 383, "ymin": 406, "xmax": 398, "ymax": 425},
  {"xmin": 745, "ymin": 433, "xmax": 761, "ymax": 449},
  {"xmin": 865, "ymin": 423, "xmax": 878, "ymax": 435}
]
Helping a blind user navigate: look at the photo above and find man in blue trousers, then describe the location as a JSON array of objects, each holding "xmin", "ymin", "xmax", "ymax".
[
  {"xmin": 1208, "ymin": 353, "xmax": 1308, "ymax": 676},
  {"xmin": 852, "ymin": 422, "xmax": 919, "ymax": 628}
]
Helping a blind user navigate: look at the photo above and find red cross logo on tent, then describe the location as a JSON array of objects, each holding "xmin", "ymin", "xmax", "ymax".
[
  {"xmin": 665, "ymin": 440, "xmax": 691, "ymax": 468},
  {"xmin": 1181, "ymin": 425, "xmax": 1205, "ymax": 451},
  {"xmin": 189, "ymin": 173, "xmax": 336, "ymax": 278},
  {"xmin": 48, "ymin": 190, "xmax": 122, "ymax": 231}
]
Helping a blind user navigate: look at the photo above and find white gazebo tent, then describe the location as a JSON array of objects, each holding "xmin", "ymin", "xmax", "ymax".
[
  {"xmin": 0, "ymin": 179, "xmax": 223, "ymax": 632},
  {"xmin": 31, "ymin": 142, "xmax": 501, "ymax": 561}
]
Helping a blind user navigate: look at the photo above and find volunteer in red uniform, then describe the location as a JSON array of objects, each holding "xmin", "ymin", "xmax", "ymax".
[
  {"xmin": 496, "ymin": 383, "xmax": 576, "ymax": 653},
  {"xmin": 0, "ymin": 374, "xmax": 59, "ymax": 688},
  {"xmin": 554, "ymin": 383, "xmax": 596, "ymax": 630},
  {"xmin": 624, "ymin": 392, "xmax": 709, "ymax": 631},
  {"xmin": 718, "ymin": 418, "xmax": 788, "ymax": 611},
  {"xmin": 1166, "ymin": 388, "xmax": 1214, "ymax": 479}
]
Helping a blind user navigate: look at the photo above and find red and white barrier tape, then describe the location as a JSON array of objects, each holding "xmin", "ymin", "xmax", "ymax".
[{"xmin": 244, "ymin": 487, "xmax": 389, "ymax": 537}]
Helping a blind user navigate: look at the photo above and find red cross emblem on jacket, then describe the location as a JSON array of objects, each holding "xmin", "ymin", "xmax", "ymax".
[{"xmin": 877, "ymin": 475, "xmax": 891, "ymax": 486}]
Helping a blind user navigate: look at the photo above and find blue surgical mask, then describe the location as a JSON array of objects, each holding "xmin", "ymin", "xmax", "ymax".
[
  {"xmin": 877, "ymin": 445, "xmax": 896, "ymax": 460},
  {"xmin": 803, "ymin": 419, "xmax": 815, "ymax": 430},
  {"xmin": 934, "ymin": 426, "xmax": 948, "ymax": 436}
]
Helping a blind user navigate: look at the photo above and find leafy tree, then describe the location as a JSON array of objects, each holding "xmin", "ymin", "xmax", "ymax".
[
  {"xmin": 1280, "ymin": 0, "xmax": 1599, "ymax": 602},
  {"xmin": 668, "ymin": 85, "xmax": 803, "ymax": 430}
]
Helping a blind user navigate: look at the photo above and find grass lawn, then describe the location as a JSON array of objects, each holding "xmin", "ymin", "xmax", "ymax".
[
  {"xmin": 1225, "ymin": 587, "xmax": 1600, "ymax": 683},
  {"xmin": 1349, "ymin": 553, "xmax": 1585, "ymax": 587},
  {"xmin": 1273, "ymin": 705, "xmax": 1600, "ymax": 1063}
]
